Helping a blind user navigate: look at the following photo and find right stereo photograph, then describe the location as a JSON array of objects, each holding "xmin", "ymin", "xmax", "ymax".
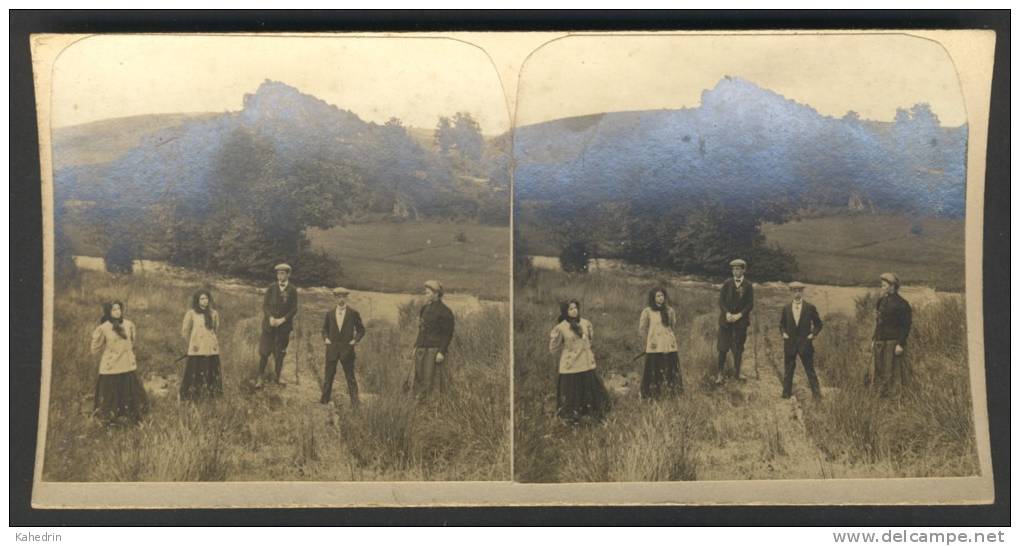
[{"xmin": 511, "ymin": 32, "xmax": 991, "ymax": 495}]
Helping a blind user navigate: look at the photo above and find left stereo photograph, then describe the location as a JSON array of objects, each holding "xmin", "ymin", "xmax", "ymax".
[{"xmin": 31, "ymin": 34, "xmax": 512, "ymax": 504}]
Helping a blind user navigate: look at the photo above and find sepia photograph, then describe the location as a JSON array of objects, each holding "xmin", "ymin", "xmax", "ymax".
[
  {"xmin": 24, "ymin": 27, "xmax": 998, "ymax": 508},
  {"xmin": 36, "ymin": 34, "xmax": 511, "ymax": 485},
  {"xmin": 512, "ymin": 33, "xmax": 991, "ymax": 486}
]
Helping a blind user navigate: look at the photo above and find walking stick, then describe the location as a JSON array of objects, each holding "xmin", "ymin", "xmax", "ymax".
[
  {"xmin": 753, "ymin": 318, "xmax": 760, "ymax": 380},
  {"xmin": 294, "ymin": 322, "xmax": 301, "ymax": 386}
]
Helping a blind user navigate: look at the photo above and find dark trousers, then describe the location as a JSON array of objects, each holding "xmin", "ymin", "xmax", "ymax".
[
  {"xmin": 782, "ymin": 351, "xmax": 821, "ymax": 398},
  {"xmin": 717, "ymin": 325, "xmax": 748, "ymax": 377},
  {"xmin": 322, "ymin": 355, "xmax": 359, "ymax": 405},
  {"xmin": 258, "ymin": 327, "xmax": 291, "ymax": 381}
]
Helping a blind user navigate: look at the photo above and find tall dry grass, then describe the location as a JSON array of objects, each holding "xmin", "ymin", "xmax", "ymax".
[
  {"xmin": 514, "ymin": 269, "xmax": 719, "ymax": 482},
  {"xmin": 514, "ymin": 269, "xmax": 979, "ymax": 482},
  {"xmin": 332, "ymin": 303, "xmax": 510, "ymax": 480},
  {"xmin": 43, "ymin": 270, "xmax": 509, "ymax": 481},
  {"xmin": 802, "ymin": 295, "xmax": 978, "ymax": 476}
]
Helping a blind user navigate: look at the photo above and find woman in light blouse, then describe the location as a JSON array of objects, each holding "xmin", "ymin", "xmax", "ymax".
[
  {"xmin": 90, "ymin": 301, "xmax": 149, "ymax": 424},
  {"xmin": 548, "ymin": 299, "xmax": 610, "ymax": 424},
  {"xmin": 638, "ymin": 287, "xmax": 683, "ymax": 399},
  {"xmin": 180, "ymin": 289, "xmax": 223, "ymax": 400}
]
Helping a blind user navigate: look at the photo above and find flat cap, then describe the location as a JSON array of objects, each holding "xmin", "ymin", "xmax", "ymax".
[
  {"xmin": 729, "ymin": 258, "xmax": 747, "ymax": 268},
  {"xmin": 274, "ymin": 263, "xmax": 292, "ymax": 272},
  {"xmin": 424, "ymin": 279, "xmax": 443, "ymax": 293},
  {"xmin": 332, "ymin": 286, "xmax": 351, "ymax": 296},
  {"xmin": 879, "ymin": 272, "xmax": 899, "ymax": 285},
  {"xmin": 788, "ymin": 281, "xmax": 806, "ymax": 290}
]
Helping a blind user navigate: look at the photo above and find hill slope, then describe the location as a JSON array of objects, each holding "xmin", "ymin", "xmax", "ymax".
[
  {"xmin": 514, "ymin": 76, "xmax": 967, "ymax": 217},
  {"xmin": 52, "ymin": 112, "xmax": 220, "ymax": 170},
  {"xmin": 53, "ymin": 80, "xmax": 509, "ymax": 223}
]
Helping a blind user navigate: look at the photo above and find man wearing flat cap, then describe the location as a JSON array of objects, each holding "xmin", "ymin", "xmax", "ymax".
[
  {"xmin": 716, "ymin": 258, "xmax": 754, "ymax": 384},
  {"xmin": 778, "ymin": 282, "xmax": 824, "ymax": 399},
  {"xmin": 412, "ymin": 279, "xmax": 456, "ymax": 400},
  {"xmin": 872, "ymin": 272, "xmax": 912, "ymax": 397},
  {"xmin": 257, "ymin": 263, "xmax": 299, "ymax": 387},
  {"xmin": 320, "ymin": 287, "xmax": 366, "ymax": 406}
]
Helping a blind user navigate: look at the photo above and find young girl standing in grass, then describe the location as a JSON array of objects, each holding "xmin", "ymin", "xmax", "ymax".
[
  {"xmin": 549, "ymin": 299, "xmax": 610, "ymax": 424},
  {"xmin": 180, "ymin": 289, "xmax": 223, "ymax": 401},
  {"xmin": 90, "ymin": 301, "xmax": 149, "ymax": 425},
  {"xmin": 638, "ymin": 287, "xmax": 683, "ymax": 399}
]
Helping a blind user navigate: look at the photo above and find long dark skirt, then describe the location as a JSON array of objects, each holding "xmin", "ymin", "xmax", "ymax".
[
  {"xmin": 556, "ymin": 370, "xmax": 611, "ymax": 424},
  {"xmin": 94, "ymin": 371, "xmax": 149, "ymax": 425},
  {"xmin": 180, "ymin": 355, "xmax": 224, "ymax": 401},
  {"xmin": 640, "ymin": 351, "xmax": 683, "ymax": 400}
]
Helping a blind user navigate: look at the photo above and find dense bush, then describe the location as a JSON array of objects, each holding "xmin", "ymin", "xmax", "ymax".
[
  {"xmin": 104, "ymin": 238, "xmax": 136, "ymax": 274},
  {"xmin": 513, "ymin": 253, "xmax": 537, "ymax": 288},
  {"xmin": 53, "ymin": 218, "xmax": 80, "ymax": 287},
  {"xmin": 559, "ymin": 240, "xmax": 591, "ymax": 274}
]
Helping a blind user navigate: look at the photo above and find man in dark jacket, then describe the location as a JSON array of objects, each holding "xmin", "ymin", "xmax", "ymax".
[
  {"xmin": 778, "ymin": 281, "xmax": 824, "ymax": 399},
  {"xmin": 257, "ymin": 263, "xmax": 299, "ymax": 387},
  {"xmin": 873, "ymin": 272, "xmax": 912, "ymax": 397},
  {"xmin": 716, "ymin": 258, "xmax": 754, "ymax": 383},
  {"xmin": 320, "ymin": 286, "xmax": 366, "ymax": 406},
  {"xmin": 412, "ymin": 279, "xmax": 455, "ymax": 400}
]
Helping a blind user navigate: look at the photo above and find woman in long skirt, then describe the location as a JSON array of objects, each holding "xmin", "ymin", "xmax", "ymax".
[
  {"xmin": 90, "ymin": 301, "xmax": 149, "ymax": 425},
  {"xmin": 638, "ymin": 287, "xmax": 683, "ymax": 399},
  {"xmin": 180, "ymin": 289, "xmax": 223, "ymax": 400},
  {"xmin": 549, "ymin": 299, "xmax": 611, "ymax": 424}
]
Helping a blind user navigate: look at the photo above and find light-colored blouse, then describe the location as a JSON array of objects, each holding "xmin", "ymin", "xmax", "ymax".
[
  {"xmin": 639, "ymin": 306, "xmax": 679, "ymax": 354},
  {"xmin": 181, "ymin": 309, "xmax": 220, "ymax": 356},
  {"xmin": 90, "ymin": 320, "xmax": 138, "ymax": 375},
  {"xmin": 548, "ymin": 318, "xmax": 596, "ymax": 375}
]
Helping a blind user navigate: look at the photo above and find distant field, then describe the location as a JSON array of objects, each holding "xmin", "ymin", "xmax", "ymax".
[
  {"xmin": 762, "ymin": 214, "xmax": 965, "ymax": 291},
  {"xmin": 53, "ymin": 112, "xmax": 218, "ymax": 169},
  {"xmin": 308, "ymin": 222, "xmax": 510, "ymax": 300},
  {"xmin": 518, "ymin": 212, "xmax": 965, "ymax": 291},
  {"xmin": 61, "ymin": 216, "xmax": 509, "ymax": 300}
]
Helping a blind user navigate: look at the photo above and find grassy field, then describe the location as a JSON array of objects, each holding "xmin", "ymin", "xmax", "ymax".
[
  {"xmin": 762, "ymin": 214, "xmax": 965, "ymax": 291},
  {"xmin": 517, "ymin": 211, "xmax": 965, "ymax": 291},
  {"xmin": 303, "ymin": 222, "xmax": 508, "ymax": 300},
  {"xmin": 43, "ymin": 270, "xmax": 509, "ymax": 482},
  {"xmin": 513, "ymin": 269, "xmax": 978, "ymax": 482},
  {"xmin": 60, "ymin": 217, "xmax": 510, "ymax": 301},
  {"xmin": 796, "ymin": 293, "xmax": 978, "ymax": 477}
]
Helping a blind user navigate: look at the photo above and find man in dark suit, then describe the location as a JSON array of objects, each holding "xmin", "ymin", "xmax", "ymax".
[
  {"xmin": 320, "ymin": 287, "xmax": 366, "ymax": 406},
  {"xmin": 873, "ymin": 272, "xmax": 912, "ymax": 397},
  {"xmin": 257, "ymin": 263, "xmax": 299, "ymax": 387},
  {"xmin": 413, "ymin": 279, "xmax": 455, "ymax": 400},
  {"xmin": 716, "ymin": 258, "xmax": 754, "ymax": 384},
  {"xmin": 778, "ymin": 281, "xmax": 824, "ymax": 400}
]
